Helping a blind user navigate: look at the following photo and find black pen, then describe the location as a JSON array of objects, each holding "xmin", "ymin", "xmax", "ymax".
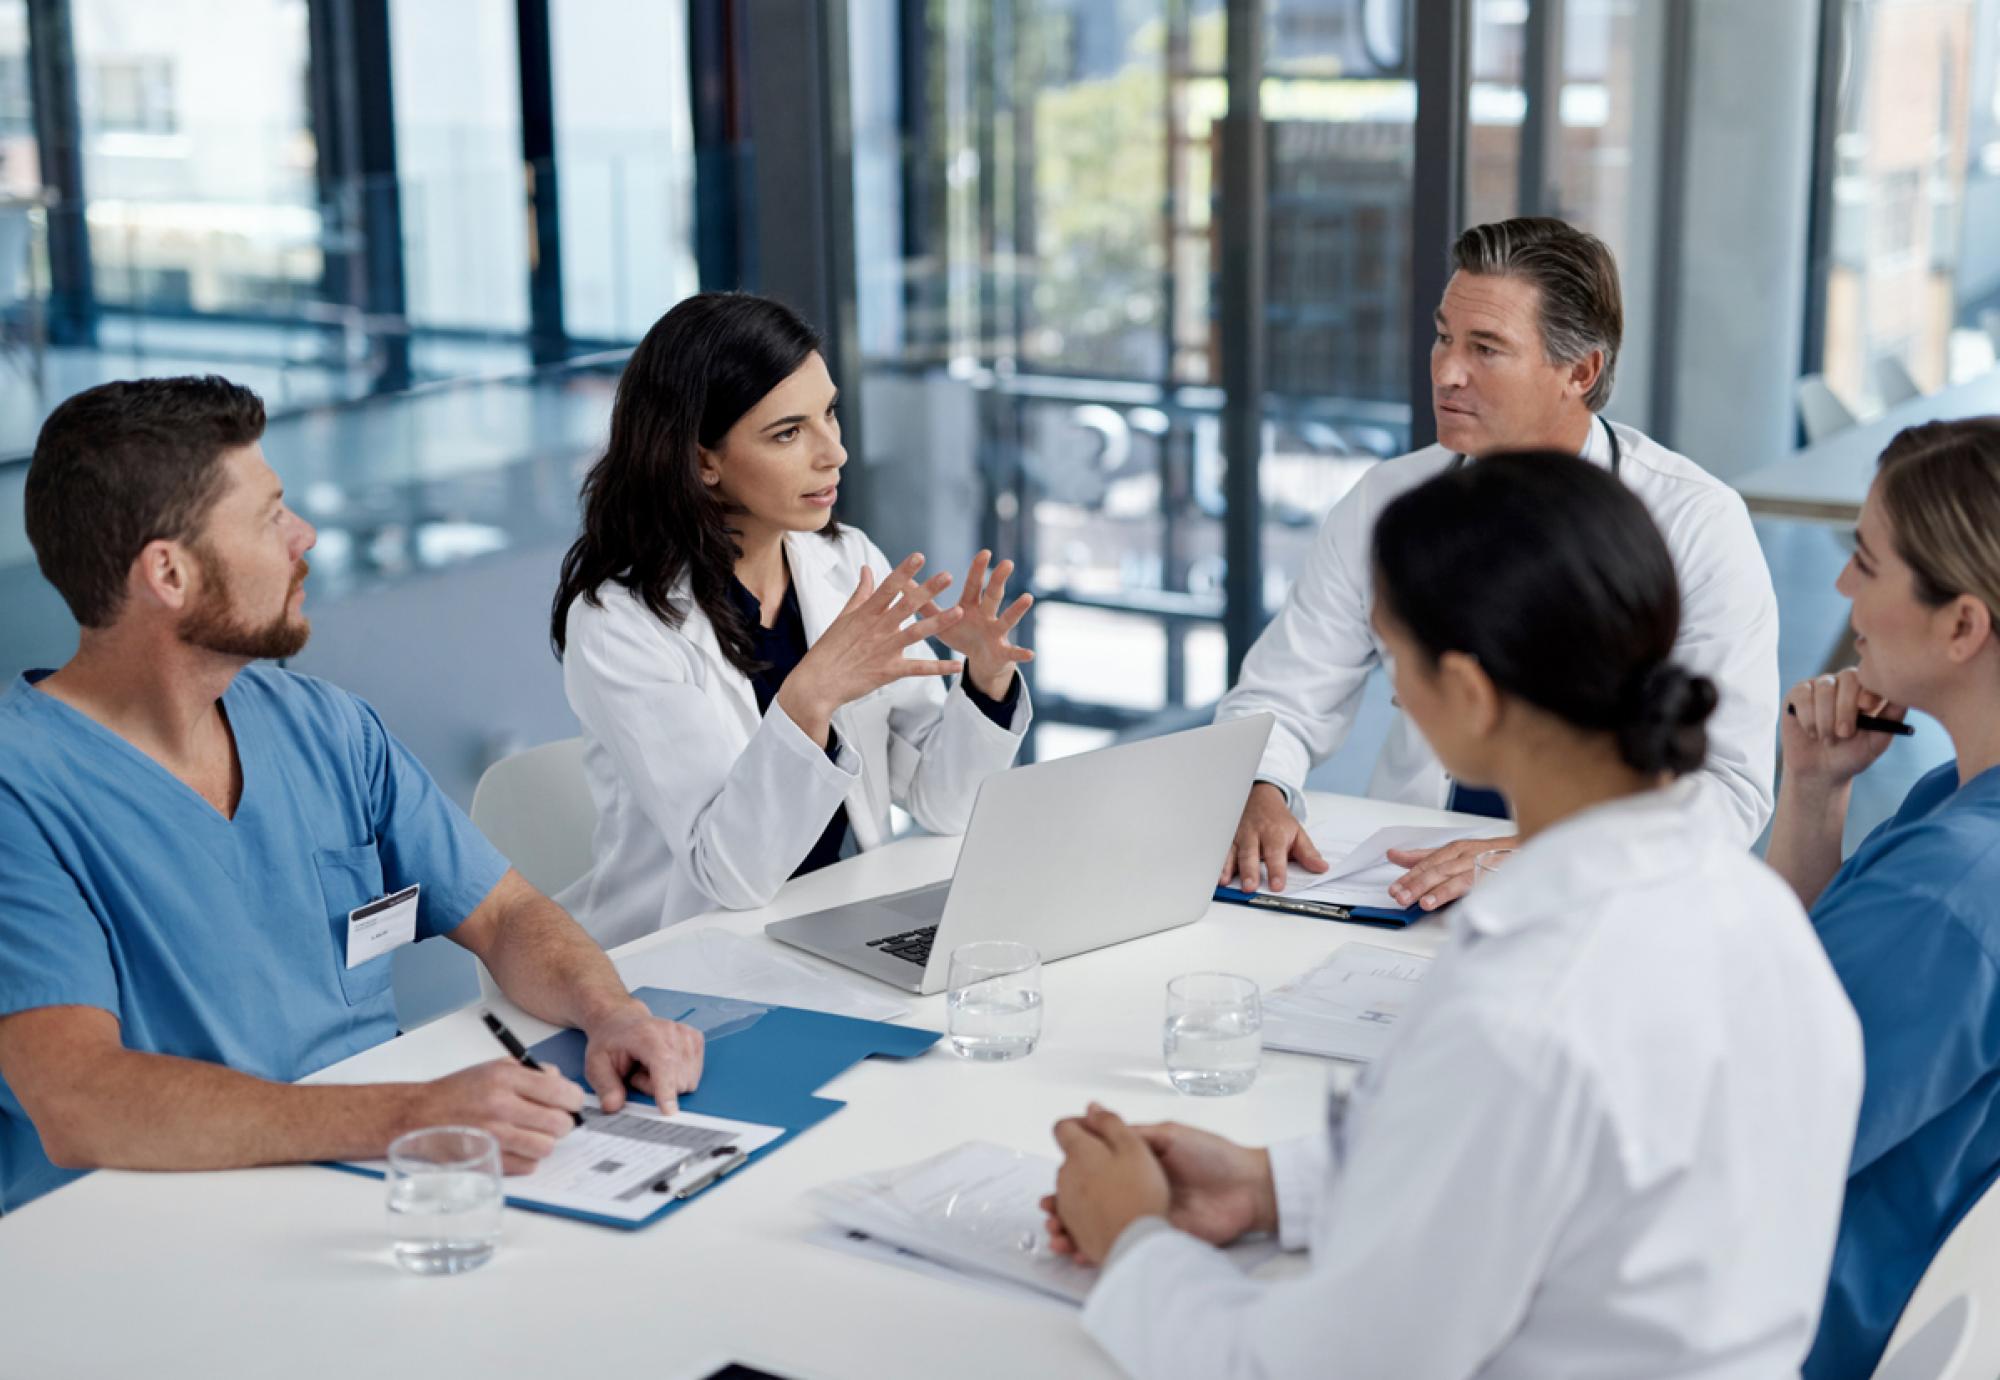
[
  {"xmin": 1786, "ymin": 704, "xmax": 1916, "ymax": 737},
  {"xmin": 480, "ymin": 1009, "xmax": 585, "ymax": 1127}
]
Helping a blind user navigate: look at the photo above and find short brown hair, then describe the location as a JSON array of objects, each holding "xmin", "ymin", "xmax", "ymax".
[
  {"xmin": 1450, "ymin": 217, "xmax": 1624, "ymax": 411},
  {"xmin": 1875, "ymin": 417, "xmax": 2000, "ymax": 618},
  {"xmin": 25, "ymin": 376, "xmax": 267, "ymax": 627}
]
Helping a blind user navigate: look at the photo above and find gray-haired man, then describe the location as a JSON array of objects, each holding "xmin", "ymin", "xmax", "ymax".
[{"xmin": 1216, "ymin": 217, "xmax": 1779, "ymax": 907}]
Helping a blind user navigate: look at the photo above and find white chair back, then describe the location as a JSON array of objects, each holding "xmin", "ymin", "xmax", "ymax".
[
  {"xmin": 1872, "ymin": 357, "xmax": 1924, "ymax": 408},
  {"xmin": 1798, "ymin": 374, "xmax": 1860, "ymax": 443},
  {"xmin": 1873, "ymin": 1296, "xmax": 1974, "ymax": 1380},
  {"xmin": 1875, "ymin": 1171, "xmax": 2000, "ymax": 1380},
  {"xmin": 468, "ymin": 737, "xmax": 599, "ymax": 998}
]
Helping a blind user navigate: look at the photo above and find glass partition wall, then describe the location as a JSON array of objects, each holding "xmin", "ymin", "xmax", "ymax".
[{"xmin": 851, "ymin": 0, "xmax": 1428, "ymax": 757}]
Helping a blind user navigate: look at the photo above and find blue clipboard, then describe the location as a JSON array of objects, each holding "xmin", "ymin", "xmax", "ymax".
[
  {"xmin": 328, "ymin": 987, "xmax": 939, "ymax": 1230},
  {"xmin": 1213, "ymin": 885, "xmax": 1426, "ymax": 928}
]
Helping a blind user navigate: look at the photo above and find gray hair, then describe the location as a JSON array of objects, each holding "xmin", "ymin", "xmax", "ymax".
[{"xmin": 1450, "ymin": 217, "xmax": 1623, "ymax": 412}]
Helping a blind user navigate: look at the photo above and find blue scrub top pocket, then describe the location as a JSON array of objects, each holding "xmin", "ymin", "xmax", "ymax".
[{"xmin": 313, "ymin": 842, "xmax": 393, "ymax": 1006}]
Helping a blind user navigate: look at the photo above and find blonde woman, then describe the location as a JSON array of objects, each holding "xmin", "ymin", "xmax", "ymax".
[{"xmin": 1767, "ymin": 418, "xmax": 2000, "ymax": 1379}]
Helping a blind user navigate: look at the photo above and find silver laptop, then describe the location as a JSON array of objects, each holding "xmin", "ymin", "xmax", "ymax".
[{"xmin": 765, "ymin": 714, "xmax": 1273, "ymax": 994}]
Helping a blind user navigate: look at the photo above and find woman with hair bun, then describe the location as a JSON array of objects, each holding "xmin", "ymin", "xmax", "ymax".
[
  {"xmin": 1042, "ymin": 453, "xmax": 1861, "ymax": 1380},
  {"xmin": 1768, "ymin": 418, "xmax": 2000, "ymax": 1380}
]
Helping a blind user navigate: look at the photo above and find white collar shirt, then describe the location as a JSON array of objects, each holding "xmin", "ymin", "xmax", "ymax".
[
  {"xmin": 1216, "ymin": 420, "xmax": 1781, "ymax": 845},
  {"xmin": 1082, "ymin": 784, "xmax": 1862, "ymax": 1379}
]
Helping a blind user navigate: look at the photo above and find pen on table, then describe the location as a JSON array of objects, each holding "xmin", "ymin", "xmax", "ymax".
[
  {"xmin": 1786, "ymin": 704, "xmax": 1915, "ymax": 737},
  {"xmin": 480, "ymin": 1009, "xmax": 586, "ymax": 1127}
]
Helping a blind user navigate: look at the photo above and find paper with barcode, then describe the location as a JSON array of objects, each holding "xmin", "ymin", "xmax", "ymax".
[
  {"xmin": 1262, "ymin": 941, "xmax": 1434, "ymax": 1063},
  {"xmin": 341, "ymin": 1098, "xmax": 783, "ymax": 1223}
]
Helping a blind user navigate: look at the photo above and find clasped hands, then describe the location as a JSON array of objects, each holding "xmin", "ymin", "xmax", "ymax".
[{"xmin": 1039, "ymin": 1103, "xmax": 1276, "ymax": 1267}]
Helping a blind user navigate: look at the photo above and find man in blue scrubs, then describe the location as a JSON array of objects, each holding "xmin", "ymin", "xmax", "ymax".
[{"xmin": 0, "ymin": 376, "xmax": 704, "ymax": 1213}]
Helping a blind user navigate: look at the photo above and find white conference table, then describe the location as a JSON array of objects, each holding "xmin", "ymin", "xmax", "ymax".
[{"xmin": 0, "ymin": 791, "xmax": 1478, "ymax": 1380}]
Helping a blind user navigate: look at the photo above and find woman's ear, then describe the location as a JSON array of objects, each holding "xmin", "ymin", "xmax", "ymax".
[
  {"xmin": 1436, "ymin": 649, "xmax": 1503, "ymax": 737},
  {"xmin": 696, "ymin": 444, "xmax": 723, "ymax": 488},
  {"xmin": 1943, "ymin": 592, "xmax": 1995, "ymax": 665}
]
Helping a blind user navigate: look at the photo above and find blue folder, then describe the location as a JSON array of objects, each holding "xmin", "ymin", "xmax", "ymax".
[
  {"xmin": 332, "ymin": 988, "xmax": 939, "ymax": 1230},
  {"xmin": 1213, "ymin": 885, "xmax": 1426, "ymax": 928}
]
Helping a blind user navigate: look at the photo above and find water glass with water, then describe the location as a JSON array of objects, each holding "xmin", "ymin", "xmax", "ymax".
[
  {"xmin": 1163, "ymin": 972, "xmax": 1262, "ymax": 1096},
  {"xmin": 946, "ymin": 940, "xmax": 1042, "ymax": 1061},
  {"xmin": 385, "ymin": 1125, "xmax": 504, "ymax": 1275}
]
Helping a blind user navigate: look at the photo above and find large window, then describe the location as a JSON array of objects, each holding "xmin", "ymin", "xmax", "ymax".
[
  {"xmin": 0, "ymin": 2, "xmax": 33, "ymax": 196},
  {"xmin": 1815, "ymin": 0, "xmax": 2000, "ymax": 409},
  {"xmin": 853, "ymin": 0, "xmax": 1421, "ymax": 754},
  {"xmin": 70, "ymin": 0, "xmax": 320, "ymax": 314},
  {"xmin": 389, "ymin": 0, "xmax": 528, "ymax": 335},
  {"xmin": 550, "ymin": 0, "xmax": 699, "ymax": 342}
]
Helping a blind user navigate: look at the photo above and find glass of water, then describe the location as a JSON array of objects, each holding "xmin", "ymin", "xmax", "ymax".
[
  {"xmin": 946, "ymin": 940, "xmax": 1043, "ymax": 1061},
  {"xmin": 385, "ymin": 1125, "xmax": 504, "ymax": 1275},
  {"xmin": 1164, "ymin": 972, "xmax": 1262, "ymax": 1096},
  {"xmin": 1473, "ymin": 848, "xmax": 1517, "ymax": 886}
]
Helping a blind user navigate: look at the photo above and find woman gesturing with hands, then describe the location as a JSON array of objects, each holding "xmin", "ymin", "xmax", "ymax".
[
  {"xmin": 920, "ymin": 548, "xmax": 1036, "ymax": 700},
  {"xmin": 550, "ymin": 294, "xmax": 1033, "ymax": 944},
  {"xmin": 778, "ymin": 550, "xmax": 1034, "ymax": 747}
]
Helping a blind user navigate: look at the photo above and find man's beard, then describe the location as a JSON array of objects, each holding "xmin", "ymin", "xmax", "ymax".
[{"xmin": 179, "ymin": 544, "xmax": 312, "ymax": 660}]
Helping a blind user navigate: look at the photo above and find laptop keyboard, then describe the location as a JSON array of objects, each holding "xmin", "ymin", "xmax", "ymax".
[{"xmin": 866, "ymin": 925, "xmax": 938, "ymax": 967}]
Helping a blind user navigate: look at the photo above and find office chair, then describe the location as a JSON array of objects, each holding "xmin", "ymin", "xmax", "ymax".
[
  {"xmin": 1797, "ymin": 374, "xmax": 1860, "ymax": 443},
  {"xmin": 468, "ymin": 737, "xmax": 599, "ymax": 996},
  {"xmin": 1873, "ymin": 1172, "xmax": 2000, "ymax": 1380}
]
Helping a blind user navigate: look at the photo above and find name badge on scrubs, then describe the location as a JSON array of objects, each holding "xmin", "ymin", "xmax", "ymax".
[{"xmin": 346, "ymin": 884, "xmax": 419, "ymax": 969}]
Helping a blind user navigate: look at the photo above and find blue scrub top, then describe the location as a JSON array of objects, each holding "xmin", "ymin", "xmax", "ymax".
[
  {"xmin": 1805, "ymin": 761, "xmax": 2000, "ymax": 1380},
  {"xmin": 0, "ymin": 665, "xmax": 508, "ymax": 1212}
]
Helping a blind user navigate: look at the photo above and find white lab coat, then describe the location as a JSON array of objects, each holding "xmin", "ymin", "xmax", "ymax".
[
  {"xmin": 556, "ymin": 526, "xmax": 1031, "ymax": 948},
  {"xmin": 1216, "ymin": 419, "xmax": 1781, "ymax": 844},
  {"xmin": 1083, "ymin": 784, "xmax": 1862, "ymax": 1379}
]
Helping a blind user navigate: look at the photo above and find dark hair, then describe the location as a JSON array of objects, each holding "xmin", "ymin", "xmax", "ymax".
[
  {"xmin": 1873, "ymin": 417, "xmax": 2000, "ymax": 615},
  {"xmin": 25, "ymin": 375, "xmax": 267, "ymax": 627},
  {"xmin": 1451, "ymin": 217, "xmax": 1623, "ymax": 411},
  {"xmin": 549, "ymin": 292, "xmax": 836, "ymax": 669},
  {"xmin": 1371, "ymin": 452, "xmax": 1715, "ymax": 776}
]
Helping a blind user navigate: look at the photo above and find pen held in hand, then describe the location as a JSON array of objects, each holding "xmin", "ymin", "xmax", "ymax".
[
  {"xmin": 480, "ymin": 1009, "xmax": 586, "ymax": 1127},
  {"xmin": 1785, "ymin": 704, "xmax": 1915, "ymax": 737}
]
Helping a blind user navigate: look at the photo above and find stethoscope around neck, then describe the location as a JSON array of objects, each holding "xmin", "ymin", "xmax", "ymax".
[{"xmin": 1447, "ymin": 414, "xmax": 1623, "ymax": 476}]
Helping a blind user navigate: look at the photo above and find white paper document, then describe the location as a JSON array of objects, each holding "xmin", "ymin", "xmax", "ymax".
[
  {"xmin": 617, "ymin": 926, "xmax": 910, "ymax": 1023},
  {"xmin": 1262, "ymin": 941, "xmax": 1435, "ymax": 1063},
  {"xmin": 346, "ymin": 1098, "xmax": 784, "ymax": 1224},
  {"xmin": 809, "ymin": 1142, "xmax": 1279, "ymax": 1307},
  {"xmin": 1270, "ymin": 823, "xmax": 1513, "ymax": 909}
]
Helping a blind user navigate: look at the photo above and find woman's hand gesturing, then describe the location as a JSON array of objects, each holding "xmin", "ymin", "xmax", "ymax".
[
  {"xmin": 917, "ymin": 549, "xmax": 1034, "ymax": 701},
  {"xmin": 775, "ymin": 553, "xmax": 966, "ymax": 746}
]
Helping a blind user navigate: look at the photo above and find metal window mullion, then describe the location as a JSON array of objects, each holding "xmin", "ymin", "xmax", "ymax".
[
  {"xmin": 1517, "ymin": 0, "xmax": 1566, "ymax": 217},
  {"xmin": 1219, "ymin": 0, "xmax": 1267, "ymax": 682},
  {"xmin": 1407, "ymin": 0, "xmax": 1470, "ymax": 448},
  {"xmin": 24, "ymin": 0, "xmax": 93, "ymax": 345}
]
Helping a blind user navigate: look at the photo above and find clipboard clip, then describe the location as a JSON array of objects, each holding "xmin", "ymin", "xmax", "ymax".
[
  {"xmin": 651, "ymin": 1145, "xmax": 748, "ymax": 1199},
  {"xmin": 1243, "ymin": 893, "xmax": 1354, "ymax": 921}
]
